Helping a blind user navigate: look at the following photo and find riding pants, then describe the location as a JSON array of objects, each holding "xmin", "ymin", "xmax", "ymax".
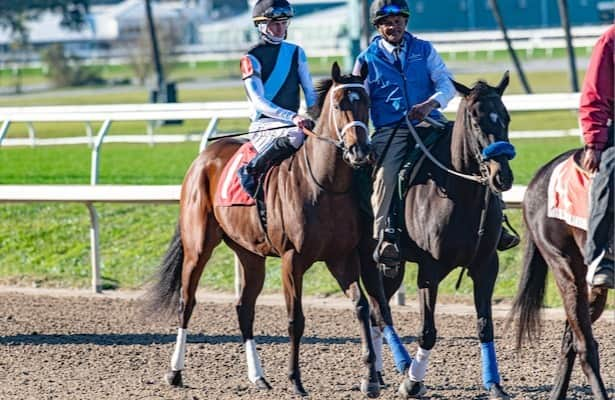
[
  {"xmin": 249, "ymin": 117, "xmax": 304, "ymax": 153},
  {"xmin": 584, "ymin": 145, "xmax": 615, "ymax": 264},
  {"xmin": 371, "ymin": 124, "xmax": 414, "ymax": 240}
]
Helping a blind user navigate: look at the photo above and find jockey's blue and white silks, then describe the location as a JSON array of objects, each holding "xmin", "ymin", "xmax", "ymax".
[
  {"xmin": 264, "ymin": 42, "xmax": 296, "ymax": 101},
  {"xmin": 482, "ymin": 141, "xmax": 516, "ymax": 161},
  {"xmin": 480, "ymin": 341, "xmax": 501, "ymax": 390},
  {"xmin": 243, "ymin": 42, "xmax": 317, "ymax": 122},
  {"xmin": 383, "ymin": 325, "xmax": 412, "ymax": 373},
  {"xmin": 352, "ymin": 32, "xmax": 455, "ymax": 129}
]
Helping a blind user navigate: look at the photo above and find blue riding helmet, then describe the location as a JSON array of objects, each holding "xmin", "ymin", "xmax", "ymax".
[{"xmin": 370, "ymin": 0, "xmax": 410, "ymax": 25}]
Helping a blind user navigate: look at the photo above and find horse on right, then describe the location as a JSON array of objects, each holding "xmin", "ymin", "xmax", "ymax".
[{"xmin": 509, "ymin": 148, "xmax": 611, "ymax": 400}]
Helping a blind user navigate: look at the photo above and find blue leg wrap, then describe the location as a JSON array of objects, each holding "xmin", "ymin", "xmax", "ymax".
[
  {"xmin": 383, "ymin": 325, "xmax": 412, "ymax": 373},
  {"xmin": 480, "ymin": 341, "xmax": 501, "ymax": 390}
]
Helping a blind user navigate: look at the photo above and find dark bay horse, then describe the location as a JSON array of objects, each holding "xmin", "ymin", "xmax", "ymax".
[
  {"xmin": 509, "ymin": 149, "xmax": 610, "ymax": 399},
  {"xmin": 145, "ymin": 63, "xmax": 382, "ymax": 398},
  {"xmin": 360, "ymin": 73, "xmax": 515, "ymax": 399}
]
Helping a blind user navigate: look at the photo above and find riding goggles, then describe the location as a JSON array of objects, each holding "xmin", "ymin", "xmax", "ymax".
[
  {"xmin": 254, "ymin": 6, "xmax": 294, "ymax": 22},
  {"xmin": 376, "ymin": 4, "xmax": 410, "ymax": 18}
]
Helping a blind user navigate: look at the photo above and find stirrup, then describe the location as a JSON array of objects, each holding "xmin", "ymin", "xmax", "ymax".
[
  {"xmin": 373, "ymin": 228, "xmax": 401, "ymax": 266},
  {"xmin": 497, "ymin": 215, "xmax": 520, "ymax": 251}
]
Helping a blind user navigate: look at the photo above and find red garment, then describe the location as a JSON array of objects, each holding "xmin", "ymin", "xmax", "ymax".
[{"xmin": 579, "ymin": 25, "xmax": 615, "ymax": 151}]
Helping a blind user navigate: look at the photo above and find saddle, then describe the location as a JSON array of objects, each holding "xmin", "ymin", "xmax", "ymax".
[
  {"xmin": 355, "ymin": 124, "xmax": 449, "ymax": 218},
  {"xmin": 547, "ymin": 151, "xmax": 592, "ymax": 231},
  {"xmin": 214, "ymin": 142, "xmax": 258, "ymax": 207}
]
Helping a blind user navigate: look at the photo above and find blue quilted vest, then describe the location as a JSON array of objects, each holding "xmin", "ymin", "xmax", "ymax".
[{"xmin": 357, "ymin": 32, "xmax": 444, "ymax": 129}]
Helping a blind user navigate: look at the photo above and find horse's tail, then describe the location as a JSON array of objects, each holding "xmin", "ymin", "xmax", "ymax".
[
  {"xmin": 142, "ymin": 224, "xmax": 184, "ymax": 318},
  {"xmin": 509, "ymin": 233, "xmax": 548, "ymax": 349}
]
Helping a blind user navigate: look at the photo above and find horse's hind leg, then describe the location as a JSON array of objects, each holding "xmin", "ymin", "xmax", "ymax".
[
  {"xmin": 550, "ymin": 289, "xmax": 608, "ymax": 400},
  {"xmin": 166, "ymin": 216, "xmax": 222, "ymax": 387},
  {"xmin": 224, "ymin": 240, "xmax": 271, "ymax": 390},
  {"xmin": 327, "ymin": 252, "xmax": 380, "ymax": 398},
  {"xmin": 547, "ymin": 254, "xmax": 608, "ymax": 399}
]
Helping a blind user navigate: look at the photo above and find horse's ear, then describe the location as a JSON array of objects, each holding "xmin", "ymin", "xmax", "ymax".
[
  {"xmin": 496, "ymin": 70, "xmax": 510, "ymax": 96},
  {"xmin": 451, "ymin": 79, "xmax": 471, "ymax": 97},
  {"xmin": 360, "ymin": 62, "xmax": 369, "ymax": 81},
  {"xmin": 331, "ymin": 62, "xmax": 342, "ymax": 83}
]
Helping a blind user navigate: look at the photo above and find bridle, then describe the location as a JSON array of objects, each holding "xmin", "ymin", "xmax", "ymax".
[
  {"xmin": 304, "ymin": 82, "xmax": 369, "ymax": 151},
  {"xmin": 405, "ymin": 94, "xmax": 515, "ymax": 186},
  {"xmin": 303, "ymin": 82, "xmax": 370, "ymax": 194}
]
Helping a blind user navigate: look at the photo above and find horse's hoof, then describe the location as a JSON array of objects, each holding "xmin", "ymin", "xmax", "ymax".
[
  {"xmin": 293, "ymin": 384, "xmax": 308, "ymax": 397},
  {"xmin": 254, "ymin": 377, "xmax": 272, "ymax": 390},
  {"xmin": 489, "ymin": 383, "xmax": 510, "ymax": 400},
  {"xmin": 377, "ymin": 371, "xmax": 389, "ymax": 388},
  {"xmin": 164, "ymin": 370, "xmax": 183, "ymax": 387},
  {"xmin": 360, "ymin": 378, "xmax": 381, "ymax": 398},
  {"xmin": 398, "ymin": 378, "xmax": 427, "ymax": 398}
]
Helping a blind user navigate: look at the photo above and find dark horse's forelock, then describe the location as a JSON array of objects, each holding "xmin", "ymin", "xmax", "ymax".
[
  {"xmin": 468, "ymin": 80, "xmax": 498, "ymax": 102},
  {"xmin": 313, "ymin": 74, "xmax": 362, "ymax": 118}
]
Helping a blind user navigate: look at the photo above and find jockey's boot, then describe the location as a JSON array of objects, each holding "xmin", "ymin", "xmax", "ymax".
[
  {"xmin": 238, "ymin": 136, "xmax": 295, "ymax": 198},
  {"xmin": 591, "ymin": 251, "xmax": 614, "ymax": 289},
  {"xmin": 497, "ymin": 226, "xmax": 520, "ymax": 251}
]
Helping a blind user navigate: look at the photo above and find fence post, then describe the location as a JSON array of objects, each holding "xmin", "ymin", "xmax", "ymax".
[
  {"xmin": 86, "ymin": 202, "xmax": 102, "ymax": 293},
  {"xmin": 90, "ymin": 119, "xmax": 112, "ymax": 185}
]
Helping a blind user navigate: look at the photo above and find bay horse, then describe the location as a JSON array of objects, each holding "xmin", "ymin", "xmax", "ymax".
[
  {"xmin": 359, "ymin": 73, "xmax": 515, "ymax": 399},
  {"xmin": 144, "ymin": 62, "xmax": 382, "ymax": 398},
  {"xmin": 509, "ymin": 148, "xmax": 610, "ymax": 399}
]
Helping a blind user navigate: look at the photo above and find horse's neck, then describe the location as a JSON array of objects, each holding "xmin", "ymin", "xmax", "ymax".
[
  {"xmin": 451, "ymin": 102, "xmax": 480, "ymax": 174},
  {"xmin": 302, "ymin": 119, "xmax": 352, "ymax": 193}
]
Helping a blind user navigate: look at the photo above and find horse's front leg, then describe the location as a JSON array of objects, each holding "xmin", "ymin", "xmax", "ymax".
[
  {"xmin": 471, "ymin": 256, "xmax": 510, "ymax": 400},
  {"xmin": 328, "ymin": 252, "xmax": 380, "ymax": 398},
  {"xmin": 398, "ymin": 263, "xmax": 437, "ymax": 399},
  {"xmin": 359, "ymin": 240, "xmax": 411, "ymax": 380},
  {"xmin": 280, "ymin": 250, "xmax": 308, "ymax": 396}
]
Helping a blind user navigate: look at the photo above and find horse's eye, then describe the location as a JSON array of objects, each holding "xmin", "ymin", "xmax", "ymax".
[{"xmin": 334, "ymin": 104, "xmax": 341, "ymax": 110}]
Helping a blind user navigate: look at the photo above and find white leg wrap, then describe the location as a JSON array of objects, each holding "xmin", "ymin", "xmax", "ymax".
[
  {"xmin": 245, "ymin": 339, "xmax": 265, "ymax": 383},
  {"xmin": 409, "ymin": 347, "xmax": 431, "ymax": 382},
  {"xmin": 171, "ymin": 328, "xmax": 188, "ymax": 371},
  {"xmin": 371, "ymin": 326, "xmax": 383, "ymax": 372}
]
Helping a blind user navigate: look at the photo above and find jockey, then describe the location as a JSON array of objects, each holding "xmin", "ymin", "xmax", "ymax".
[
  {"xmin": 580, "ymin": 24, "xmax": 614, "ymax": 289},
  {"xmin": 238, "ymin": 0, "xmax": 317, "ymax": 197},
  {"xmin": 353, "ymin": 0, "xmax": 519, "ymax": 268}
]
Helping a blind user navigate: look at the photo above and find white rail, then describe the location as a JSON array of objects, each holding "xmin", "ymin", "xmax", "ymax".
[
  {"xmin": 0, "ymin": 184, "xmax": 526, "ymax": 294},
  {"xmin": 0, "ymin": 92, "xmax": 581, "ymax": 153}
]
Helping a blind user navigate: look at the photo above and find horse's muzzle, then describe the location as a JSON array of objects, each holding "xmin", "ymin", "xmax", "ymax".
[{"xmin": 344, "ymin": 143, "xmax": 372, "ymax": 168}]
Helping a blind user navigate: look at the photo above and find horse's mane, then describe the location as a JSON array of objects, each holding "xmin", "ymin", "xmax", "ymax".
[{"xmin": 313, "ymin": 74, "xmax": 362, "ymax": 119}]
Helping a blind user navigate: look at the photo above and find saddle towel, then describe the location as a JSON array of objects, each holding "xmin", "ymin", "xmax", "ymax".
[
  {"xmin": 547, "ymin": 155, "xmax": 592, "ymax": 230},
  {"xmin": 214, "ymin": 142, "xmax": 257, "ymax": 207}
]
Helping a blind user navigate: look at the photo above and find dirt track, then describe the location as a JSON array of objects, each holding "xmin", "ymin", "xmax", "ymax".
[{"xmin": 0, "ymin": 289, "xmax": 613, "ymax": 399}]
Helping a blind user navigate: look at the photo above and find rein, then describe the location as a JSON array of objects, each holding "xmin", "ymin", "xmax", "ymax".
[{"xmin": 405, "ymin": 115, "xmax": 488, "ymax": 185}]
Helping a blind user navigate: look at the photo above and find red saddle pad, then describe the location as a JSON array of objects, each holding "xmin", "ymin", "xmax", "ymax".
[
  {"xmin": 547, "ymin": 154, "xmax": 592, "ymax": 230},
  {"xmin": 214, "ymin": 142, "xmax": 257, "ymax": 207}
]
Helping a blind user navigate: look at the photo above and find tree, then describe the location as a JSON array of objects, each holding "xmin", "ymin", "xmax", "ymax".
[
  {"xmin": 0, "ymin": 1, "xmax": 90, "ymax": 91},
  {"xmin": 0, "ymin": 1, "xmax": 90, "ymax": 41}
]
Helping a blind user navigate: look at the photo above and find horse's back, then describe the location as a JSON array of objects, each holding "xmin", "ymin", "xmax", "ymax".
[{"xmin": 523, "ymin": 148, "xmax": 580, "ymax": 218}]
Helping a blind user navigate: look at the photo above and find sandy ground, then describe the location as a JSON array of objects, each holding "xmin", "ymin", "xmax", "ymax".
[{"xmin": 0, "ymin": 287, "xmax": 613, "ymax": 399}]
